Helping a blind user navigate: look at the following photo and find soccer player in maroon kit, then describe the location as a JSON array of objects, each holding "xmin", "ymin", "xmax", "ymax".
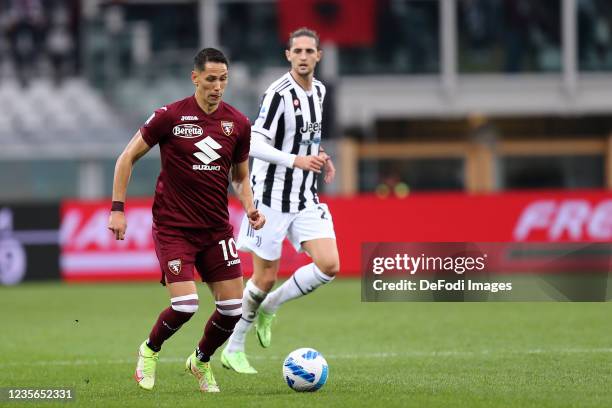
[{"xmin": 107, "ymin": 48, "xmax": 265, "ymax": 392}]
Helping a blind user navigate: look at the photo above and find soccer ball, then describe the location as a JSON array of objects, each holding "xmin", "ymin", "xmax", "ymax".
[{"xmin": 282, "ymin": 348, "xmax": 329, "ymax": 392}]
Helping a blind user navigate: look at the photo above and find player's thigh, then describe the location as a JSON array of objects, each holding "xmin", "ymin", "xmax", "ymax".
[
  {"xmin": 195, "ymin": 233, "xmax": 242, "ymax": 285},
  {"xmin": 207, "ymin": 277, "xmax": 244, "ymax": 301},
  {"xmin": 288, "ymin": 204, "xmax": 336, "ymax": 254},
  {"xmin": 251, "ymin": 253, "xmax": 281, "ymax": 292},
  {"xmin": 237, "ymin": 204, "xmax": 292, "ymax": 261},
  {"xmin": 301, "ymin": 238, "xmax": 340, "ymax": 277},
  {"xmin": 152, "ymin": 223, "xmax": 199, "ymax": 287},
  {"xmin": 167, "ymin": 280, "xmax": 197, "ymax": 298}
]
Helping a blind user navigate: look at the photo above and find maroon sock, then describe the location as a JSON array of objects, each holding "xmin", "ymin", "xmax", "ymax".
[
  {"xmin": 147, "ymin": 307, "xmax": 194, "ymax": 352},
  {"xmin": 195, "ymin": 310, "xmax": 241, "ymax": 362}
]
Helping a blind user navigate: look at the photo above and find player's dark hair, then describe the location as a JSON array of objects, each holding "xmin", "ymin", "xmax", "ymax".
[
  {"xmin": 287, "ymin": 27, "xmax": 320, "ymax": 50},
  {"xmin": 194, "ymin": 48, "xmax": 229, "ymax": 71}
]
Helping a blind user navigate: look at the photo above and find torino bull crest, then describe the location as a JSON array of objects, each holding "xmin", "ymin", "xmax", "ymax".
[
  {"xmin": 221, "ymin": 121, "xmax": 234, "ymax": 136},
  {"xmin": 167, "ymin": 259, "xmax": 182, "ymax": 275}
]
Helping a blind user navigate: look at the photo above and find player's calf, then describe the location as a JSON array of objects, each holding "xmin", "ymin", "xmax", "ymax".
[
  {"xmin": 194, "ymin": 299, "xmax": 242, "ymax": 363},
  {"xmin": 263, "ymin": 263, "xmax": 335, "ymax": 314},
  {"xmin": 257, "ymin": 263, "xmax": 336, "ymax": 346},
  {"xmin": 226, "ymin": 280, "xmax": 267, "ymax": 354},
  {"xmin": 187, "ymin": 299, "xmax": 242, "ymax": 391},
  {"xmin": 315, "ymin": 258, "xmax": 339, "ymax": 279},
  {"xmin": 147, "ymin": 294, "xmax": 199, "ymax": 351},
  {"xmin": 135, "ymin": 294, "xmax": 198, "ymax": 390},
  {"xmin": 243, "ymin": 279, "xmax": 269, "ymax": 321}
]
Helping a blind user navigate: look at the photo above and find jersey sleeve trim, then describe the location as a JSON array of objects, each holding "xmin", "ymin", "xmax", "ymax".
[{"xmin": 139, "ymin": 126, "xmax": 156, "ymax": 147}]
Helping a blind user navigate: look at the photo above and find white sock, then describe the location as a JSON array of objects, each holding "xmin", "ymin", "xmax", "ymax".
[
  {"xmin": 226, "ymin": 280, "xmax": 267, "ymax": 353},
  {"xmin": 261, "ymin": 263, "xmax": 333, "ymax": 314}
]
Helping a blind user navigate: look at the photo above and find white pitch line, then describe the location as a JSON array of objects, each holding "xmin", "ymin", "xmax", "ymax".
[{"xmin": 1, "ymin": 348, "xmax": 611, "ymax": 368}]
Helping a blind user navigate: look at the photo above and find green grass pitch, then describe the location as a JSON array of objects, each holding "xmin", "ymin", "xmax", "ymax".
[{"xmin": 1, "ymin": 279, "xmax": 611, "ymax": 407}]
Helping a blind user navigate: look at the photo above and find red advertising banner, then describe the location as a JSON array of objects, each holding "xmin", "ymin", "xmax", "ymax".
[
  {"xmin": 60, "ymin": 199, "xmax": 309, "ymax": 282},
  {"xmin": 60, "ymin": 190, "xmax": 612, "ymax": 281},
  {"xmin": 329, "ymin": 190, "xmax": 612, "ymax": 275}
]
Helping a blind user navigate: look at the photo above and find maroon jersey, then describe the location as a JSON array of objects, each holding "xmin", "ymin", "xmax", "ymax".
[{"xmin": 140, "ymin": 96, "xmax": 251, "ymax": 229}]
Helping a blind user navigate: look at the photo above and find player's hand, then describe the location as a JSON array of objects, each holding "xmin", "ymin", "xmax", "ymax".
[
  {"xmin": 322, "ymin": 156, "xmax": 336, "ymax": 184},
  {"xmin": 247, "ymin": 208, "xmax": 266, "ymax": 230},
  {"xmin": 293, "ymin": 155, "xmax": 326, "ymax": 173},
  {"xmin": 108, "ymin": 211, "xmax": 127, "ymax": 240}
]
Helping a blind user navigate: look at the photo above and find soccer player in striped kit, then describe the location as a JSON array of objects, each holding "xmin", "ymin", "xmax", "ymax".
[
  {"xmin": 108, "ymin": 48, "xmax": 265, "ymax": 391},
  {"xmin": 222, "ymin": 28, "xmax": 339, "ymax": 373}
]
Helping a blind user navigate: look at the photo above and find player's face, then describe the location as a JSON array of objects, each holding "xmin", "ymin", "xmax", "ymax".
[
  {"xmin": 192, "ymin": 62, "xmax": 228, "ymax": 106},
  {"xmin": 286, "ymin": 36, "xmax": 321, "ymax": 77}
]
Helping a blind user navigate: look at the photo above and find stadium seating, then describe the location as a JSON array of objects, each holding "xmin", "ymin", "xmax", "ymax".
[{"xmin": 0, "ymin": 78, "xmax": 127, "ymax": 148}]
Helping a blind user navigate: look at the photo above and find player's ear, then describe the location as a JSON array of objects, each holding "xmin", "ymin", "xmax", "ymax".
[
  {"xmin": 316, "ymin": 49, "xmax": 322, "ymax": 62},
  {"xmin": 285, "ymin": 49, "xmax": 291, "ymax": 62},
  {"xmin": 191, "ymin": 70, "xmax": 198, "ymax": 86}
]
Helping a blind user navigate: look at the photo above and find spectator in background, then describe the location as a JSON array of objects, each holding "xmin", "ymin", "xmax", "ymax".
[
  {"xmin": 578, "ymin": 0, "xmax": 612, "ymax": 70},
  {"xmin": 0, "ymin": 2, "xmax": 8, "ymax": 83},
  {"xmin": 503, "ymin": 0, "xmax": 560, "ymax": 72},
  {"xmin": 5, "ymin": 0, "xmax": 46, "ymax": 87},
  {"xmin": 47, "ymin": 3, "xmax": 75, "ymax": 86},
  {"xmin": 460, "ymin": 0, "xmax": 500, "ymax": 67},
  {"xmin": 503, "ymin": 0, "xmax": 531, "ymax": 72}
]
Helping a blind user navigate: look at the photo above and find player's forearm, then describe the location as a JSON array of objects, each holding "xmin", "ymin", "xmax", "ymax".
[
  {"xmin": 111, "ymin": 153, "xmax": 134, "ymax": 202},
  {"xmin": 232, "ymin": 177, "xmax": 256, "ymax": 213},
  {"xmin": 112, "ymin": 132, "xmax": 151, "ymax": 203},
  {"xmin": 250, "ymin": 134, "xmax": 296, "ymax": 168}
]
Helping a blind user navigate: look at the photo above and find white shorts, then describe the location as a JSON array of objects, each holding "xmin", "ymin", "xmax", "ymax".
[{"xmin": 237, "ymin": 203, "xmax": 336, "ymax": 261}]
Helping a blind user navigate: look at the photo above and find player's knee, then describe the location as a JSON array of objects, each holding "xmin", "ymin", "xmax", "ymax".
[
  {"xmin": 170, "ymin": 293, "xmax": 199, "ymax": 314},
  {"xmin": 254, "ymin": 266, "xmax": 278, "ymax": 292},
  {"xmin": 257, "ymin": 275, "xmax": 277, "ymax": 292},
  {"xmin": 317, "ymin": 259, "xmax": 339, "ymax": 278}
]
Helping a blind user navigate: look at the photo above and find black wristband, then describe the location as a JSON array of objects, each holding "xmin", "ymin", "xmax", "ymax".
[{"xmin": 111, "ymin": 201, "xmax": 125, "ymax": 212}]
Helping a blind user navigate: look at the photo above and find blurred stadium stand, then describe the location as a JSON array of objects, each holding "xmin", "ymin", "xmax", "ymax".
[
  {"xmin": 0, "ymin": 78, "xmax": 125, "ymax": 147},
  {"xmin": 1, "ymin": 0, "xmax": 612, "ymax": 201}
]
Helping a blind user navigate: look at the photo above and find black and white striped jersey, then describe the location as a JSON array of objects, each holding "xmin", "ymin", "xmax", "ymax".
[{"xmin": 251, "ymin": 72, "xmax": 326, "ymax": 213}]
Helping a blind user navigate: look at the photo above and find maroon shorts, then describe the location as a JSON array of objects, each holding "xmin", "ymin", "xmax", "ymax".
[{"xmin": 152, "ymin": 223, "xmax": 242, "ymax": 285}]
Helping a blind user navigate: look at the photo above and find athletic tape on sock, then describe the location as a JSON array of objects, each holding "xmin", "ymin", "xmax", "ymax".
[
  {"xmin": 312, "ymin": 264, "xmax": 334, "ymax": 284},
  {"xmin": 245, "ymin": 279, "xmax": 268, "ymax": 303},
  {"xmin": 171, "ymin": 294, "xmax": 199, "ymax": 313},
  {"xmin": 215, "ymin": 299, "xmax": 243, "ymax": 316}
]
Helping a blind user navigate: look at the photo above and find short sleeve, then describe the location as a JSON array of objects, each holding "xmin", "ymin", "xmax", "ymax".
[
  {"xmin": 251, "ymin": 91, "xmax": 284, "ymax": 141},
  {"xmin": 139, "ymin": 106, "xmax": 171, "ymax": 147},
  {"xmin": 233, "ymin": 116, "xmax": 251, "ymax": 164}
]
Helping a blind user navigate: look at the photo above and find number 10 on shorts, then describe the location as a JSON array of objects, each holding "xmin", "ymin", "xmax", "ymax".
[{"xmin": 219, "ymin": 238, "xmax": 240, "ymax": 266}]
